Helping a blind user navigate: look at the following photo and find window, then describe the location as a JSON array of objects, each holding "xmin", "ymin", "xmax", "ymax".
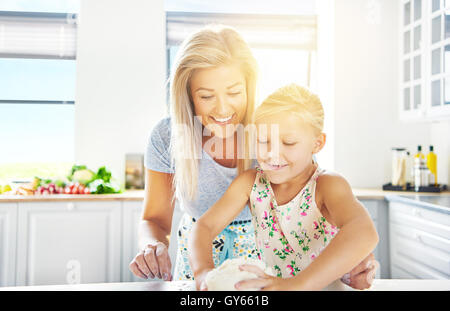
[
  {"xmin": 165, "ymin": 1, "xmax": 318, "ymax": 104},
  {"xmin": 0, "ymin": 1, "xmax": 79, "ymax": 181}
]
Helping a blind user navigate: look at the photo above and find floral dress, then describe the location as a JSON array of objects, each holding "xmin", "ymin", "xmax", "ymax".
[{"xmin": 250, "ymin": 164, "xmax": 339, "ymax": 278}]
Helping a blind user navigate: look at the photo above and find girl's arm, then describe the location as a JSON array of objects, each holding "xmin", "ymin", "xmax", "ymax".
[
  {"xmin": 188, "ymin": 169, "xmax": 256, "ymax": 290},
  {"xmin": 289, "ymin": 173, "xmax": 379, "ymax": 290},
  {"xmin": 236, "ymin": 172, "xmax": 379, "ymax": 291}
]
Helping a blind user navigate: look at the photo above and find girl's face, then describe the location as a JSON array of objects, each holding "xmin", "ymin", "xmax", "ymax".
[
  {"xmin": 190, "ymin": 63, "xmax": 248, "ymax": 139},
  {"xmin": 256, "ymin": 112, "xmax": 325, "ymax": 185}
]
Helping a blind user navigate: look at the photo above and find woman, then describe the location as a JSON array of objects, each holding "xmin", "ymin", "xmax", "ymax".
[{"xmin": 129, "ymin": 25, "xmax": 378, "ymax": 289}]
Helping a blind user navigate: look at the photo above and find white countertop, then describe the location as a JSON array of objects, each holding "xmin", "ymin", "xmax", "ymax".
[{"xmin": 1, "ymin": 279, "xmax": 449, "ymax": 291}]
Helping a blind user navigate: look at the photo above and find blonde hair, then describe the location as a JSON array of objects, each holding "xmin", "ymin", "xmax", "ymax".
[
  {"xmin": 254, "ymin": 84, "xmax": 324, "ymax": 136},
  {"xmin": 169, "ymin": 25, "xmax": 258, "ymax": 202}
]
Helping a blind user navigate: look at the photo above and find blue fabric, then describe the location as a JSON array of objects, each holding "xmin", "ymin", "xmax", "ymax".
[
  {"xmin": 218, "ymin": 223, "xmax": 255, "ymax": 264},
  {"xmin": 145, "ymin": 117, "xmax": 253, "ymax": 221}
]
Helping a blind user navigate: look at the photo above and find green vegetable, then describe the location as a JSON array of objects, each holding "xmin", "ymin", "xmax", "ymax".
[
  {"xmin": 95, "ymin": 166, "xmax": 112, "ymax": 183},
  {"xmin": 88, "ymin": 179, "xmax": 122, "ymax": 194}
]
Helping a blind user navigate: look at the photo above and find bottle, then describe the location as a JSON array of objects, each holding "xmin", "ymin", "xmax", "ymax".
[
  {"xmin": 405, "ymin": 151, "xmax": 413, "ymax": 186},
  {"xmin": 426, "ymin": 145, "xmax": 437, "ymax": 186},
  {"xmin": 413, "ymin": 157, "xmax": 430, "ymax": 192},
  {"xmin": 413, "ymin": 145, "xmax": 425, "ymax": 190},
  {"xmin": 415, "ymin": 145, "xmax": 425, "ymax": 160}
]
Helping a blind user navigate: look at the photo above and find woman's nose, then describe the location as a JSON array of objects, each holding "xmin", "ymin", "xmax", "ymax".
[{"xmin": 215, "ymin": 95, "xmax": 231, "ymax": 116}]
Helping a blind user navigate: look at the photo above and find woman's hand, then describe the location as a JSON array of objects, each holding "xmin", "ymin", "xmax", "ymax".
[
  {"xmin": 341, "ymin": 253, "xmax": 379, "ymax": 290},
  {"xmin": 234, "ymin": 265, "xmax": 289, "ymax": 291},
  {"xmin": 129, "ymin": 241, "xmax": 172, "ymax": 281}
]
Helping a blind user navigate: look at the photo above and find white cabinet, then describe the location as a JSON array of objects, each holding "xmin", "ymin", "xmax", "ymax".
[
  {"xmin": 121, "ymin": 201, "xmax": 145, "ymax": 282},
  {"xmin": 399, "ymin": 0, "xmax": 450, "ymax": 121},
  {"xmin": 360, "ymin": 199, "xmax": 389, "ymax": 279},
  {"xmin": 121, "ymin": 201, "xmax": 182, "ymax": 282},
  {"xmin": 15, "ymin": 201, "xmax": 122, "ymax": 286},
  {"xmin": 0, "ymin": 203, "xmax": 17, "ymax": 287},
  {"xmin": 389, "ymin": 201, "xmax": 450, "ymax": 279}
]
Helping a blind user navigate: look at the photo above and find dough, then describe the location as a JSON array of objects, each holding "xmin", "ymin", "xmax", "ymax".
[{"xmin": 205, "ymin": 257, "xmax": 275, "ymax": 291}]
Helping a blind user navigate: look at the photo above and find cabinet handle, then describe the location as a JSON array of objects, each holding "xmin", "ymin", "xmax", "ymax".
[
  {"xmin": 413, "ymin": 233, "xmax": 423, "ymax": 244},
  {"xmin": 67, "ymin": 202, "xmax": 75, "ymax": 211}
]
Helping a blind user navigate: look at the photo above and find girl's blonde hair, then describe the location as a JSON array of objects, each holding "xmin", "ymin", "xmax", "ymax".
[
  {"xmin": 169, "ymin": 24, "xmax": 258, "ymax": 202},
  {"xmin": 254, "ymin": 84, "xmax": 324, "ymax": 136}
]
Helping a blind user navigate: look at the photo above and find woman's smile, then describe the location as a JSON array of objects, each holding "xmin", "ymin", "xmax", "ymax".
[{"xmin": 209, "ymin": 113, "xmax": 235, "ymax": 125}]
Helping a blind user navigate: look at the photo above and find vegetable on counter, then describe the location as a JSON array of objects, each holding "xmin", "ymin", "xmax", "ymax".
[
  {"xmin": 0, "ymin": 164, "xmax": 123, "ymax": 196},
  {"xmin": 68, "ymin": 165, "xmax": 122, "ymax": 194}
]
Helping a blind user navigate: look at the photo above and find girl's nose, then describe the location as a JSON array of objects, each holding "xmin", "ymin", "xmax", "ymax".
[{"xmin": 267, "ymin": 150, "xmax": 280, "ymax": 162}]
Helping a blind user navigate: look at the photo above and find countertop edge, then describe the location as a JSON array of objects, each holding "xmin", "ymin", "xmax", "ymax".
[
  {"xmin": 0, "ymin": 279, "xmax": 449, "ymax": 291},
  {"xmin": 384, "ymin": 194, "xmax": 450, "ymax": 214}
]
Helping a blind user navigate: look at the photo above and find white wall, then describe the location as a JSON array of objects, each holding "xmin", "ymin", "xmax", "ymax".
[
  {"xmin": 73, "ymin": 0, "xmax": 449, "ymax": 189},
  {"xmin": 332, "ymin": 0, "xmax": 440, "ymax": 188},
  {"xmin": 74, "ymin": 0, "xmax": 167, "ymax": 185}
]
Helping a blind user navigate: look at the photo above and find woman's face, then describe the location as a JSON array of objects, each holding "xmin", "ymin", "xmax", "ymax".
[{"xmin": 190, "ymin": 63, "xmax": 248, "ymax": 139}]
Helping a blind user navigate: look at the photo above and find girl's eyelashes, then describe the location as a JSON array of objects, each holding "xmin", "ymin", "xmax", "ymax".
[
  {"xmin": 228, "ymin": 91, "xmax": 241, "ymax": 96},
  {"xmin": 257, "ymin": 140, "xmax": 297, "ymax": 146}
]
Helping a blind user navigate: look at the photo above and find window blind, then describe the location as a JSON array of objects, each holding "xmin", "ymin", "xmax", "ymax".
[
  {"xmin": 0, "ymin": 11, "xmax": 77, "ymax": 59},
  {"xmin": 166, "ymin": 11, "xmax": 317, "ymax": 50}
]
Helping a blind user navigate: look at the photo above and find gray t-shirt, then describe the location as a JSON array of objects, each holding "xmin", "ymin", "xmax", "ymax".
[{"xmin": 144, "ymin": 117, "xmax": 252, "ymax": 221}]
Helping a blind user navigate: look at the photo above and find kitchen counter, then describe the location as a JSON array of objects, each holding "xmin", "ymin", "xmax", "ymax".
[
  {"xmin": 385, "ymin": 194, "xmax": 450, "ymax": 214},
  {"xmin": 0, "ymin": 189, "xmax": 449, "ymax": 202},
  {"xmin": 0, "ymin": 279, "xmax": 449, "ymax": 291},
  {"xmin": 0, "ymin": 190, "xmax": 146, "ymax": 202}
]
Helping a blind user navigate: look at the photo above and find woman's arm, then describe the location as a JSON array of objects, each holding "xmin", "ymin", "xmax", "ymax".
[
  {"xmin": 289, "ymin": 173, "xmax": 379, "ymax": 290},
  {"xmin": 188, "ymin": 169, "xmax": 256, "ymax": 290},
  {"xmin": 129, "ymin": 168, "xmax": 175, "ymax": 281}
]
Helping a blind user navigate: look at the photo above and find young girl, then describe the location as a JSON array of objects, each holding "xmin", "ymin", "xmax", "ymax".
[{"xmin": 188, "ymin": 84, "xmax": 379, "ymax": 291}]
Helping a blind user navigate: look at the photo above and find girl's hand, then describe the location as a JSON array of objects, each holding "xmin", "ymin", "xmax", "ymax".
[
  {"xmin": 234, "ymin": 264, "xmax": 289, "ymax": 291},
  {"xmin": 194, "ymin": 269, "xmax": 213, "ymax": 291}
]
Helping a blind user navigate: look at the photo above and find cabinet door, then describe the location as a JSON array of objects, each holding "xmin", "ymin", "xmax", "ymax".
[
  {"xmin": 121, "ymin": 201, "xmax": 182, "ymax": 282},
  {"xmin": 360, "ymin": 199, "xmax": 389, "ymax": 279},
  {"xmin": 427, "ymin": 0, "xmax": 450, "ymax": 119},
  {"xmin": 399, "ymin": 0, "xmax": 426, "ymax": 120},
  {"xmin": 389, "ymin": 202, "xmax": 450, "ymax": 279},
  {"xmin": 0, "ymin": 203, "xmax": 17, "ymax": 287},
  {"xmin": 16, "ymin": 201, "xmax": 121, "ymax": 286}
]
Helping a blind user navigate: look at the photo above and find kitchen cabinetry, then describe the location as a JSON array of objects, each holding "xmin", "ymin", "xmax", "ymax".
[
  {"xmin": 0, "ymin": 203, "xmax": 17, "ymax": 287},
  {"xmin": 399, "ymin": 0, "xmax": 450, "ymax": 121},
  {"xmin": 15, "ymin": 201, "xmax": 122, "ymax": 286},
  {"xmin": 121, "ymin": 201, "xmax": 182, "ymax": 282},
  {"xmin": 2, "ymin": 193, "xmax": 448, "ymax": 287},
  {"xmin": 389, "ymin": 201, "xmax": 450, "ymax": 279},
  {"xmin": 360, "ymin": 199, "xmax": 390, "ymax": 279}
]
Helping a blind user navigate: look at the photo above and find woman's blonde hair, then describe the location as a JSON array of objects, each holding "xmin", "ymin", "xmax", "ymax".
[
  {"xmin": 253, "ymin": 83, "xmax": 324, "ymax": 137},
  {"xmin": 169, "ymin": 24, "xmax": 258, "ymax": 202}
]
